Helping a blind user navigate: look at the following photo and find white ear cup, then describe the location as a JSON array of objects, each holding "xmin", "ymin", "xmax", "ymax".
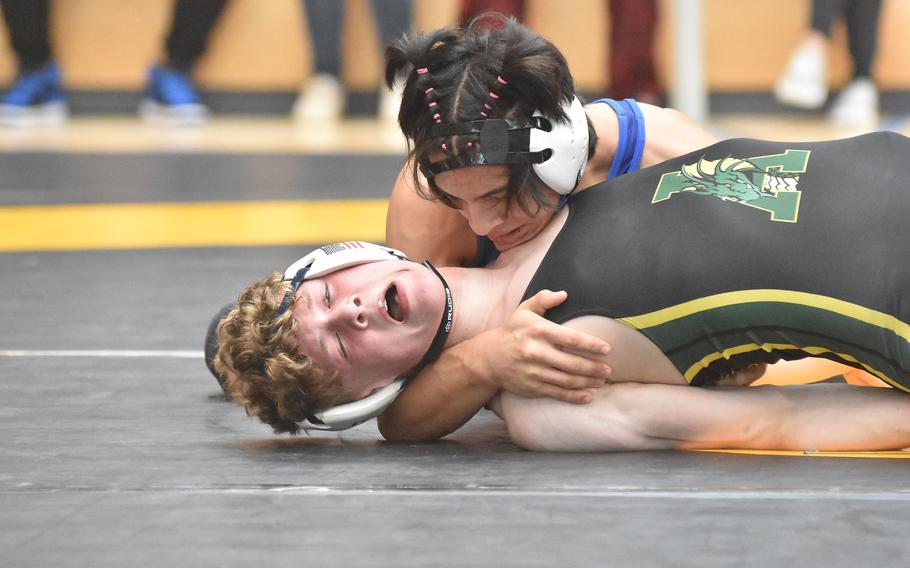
[
  {"xmin": 529, "ymin": 96, "xmax": 589, "ymax": 195},
  {"xmin": 301, "ymin": 379, "xmax": 405, "ymax": 431}
]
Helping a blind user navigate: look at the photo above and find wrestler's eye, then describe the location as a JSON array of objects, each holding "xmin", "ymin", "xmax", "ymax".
[
  {"xmin": 482, "ymin": 192, "xmax": 506, "ymax": 206},
  {"xmin": 436, "ymin": 190, "xmax": 463, "ymax": 209}
]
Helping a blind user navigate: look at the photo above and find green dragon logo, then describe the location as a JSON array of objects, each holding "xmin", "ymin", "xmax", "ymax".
[{"xmin": 652, "ymin": 149, "xmax": 811, "ymax": 223}]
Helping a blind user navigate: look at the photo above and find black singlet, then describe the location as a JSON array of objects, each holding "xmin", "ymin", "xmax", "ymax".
[{"xmin": 522, "ymin": 133, "xmax": 910, "ymax": 391}]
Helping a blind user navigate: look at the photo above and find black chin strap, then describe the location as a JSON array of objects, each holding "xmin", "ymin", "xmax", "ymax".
[{"xmin": 404, "ymin": 261, "xmax": 454, "ymax": 380}]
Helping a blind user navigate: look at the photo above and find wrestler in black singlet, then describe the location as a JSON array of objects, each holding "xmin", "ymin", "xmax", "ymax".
[{"xmin": 523, "ymin": 132, "xmax": 910, "ymax": 391}]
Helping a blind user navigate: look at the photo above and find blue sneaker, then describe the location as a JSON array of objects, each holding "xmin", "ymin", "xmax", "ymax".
[
  {"xmin": 139, "ymin": 65, "xmax": 210, "ymax": 125},
  {"xmin": 0, "ymin": 62, "xmax": 67, "ymax": 127}
]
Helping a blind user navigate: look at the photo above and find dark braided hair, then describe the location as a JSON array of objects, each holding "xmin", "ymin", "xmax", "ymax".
[{"xmin": 385, "ymin": 14, "xmax": 597, "ymax": 213}]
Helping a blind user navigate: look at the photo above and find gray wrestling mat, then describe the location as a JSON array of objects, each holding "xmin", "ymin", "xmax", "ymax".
[{"xmin": 1, "ymin": 153, "xmax": 908, "ymax": 568}]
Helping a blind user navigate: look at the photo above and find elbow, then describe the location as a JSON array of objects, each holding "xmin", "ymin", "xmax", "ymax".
[
  {"xmin": 498, "ymin": 393, "xmax": 558, "ymax": 451},
  {"xmin": 503, "ymin": 414, "xmax": 552, "ymax": 452},
  {"xmin": 499, "ymin": 389, "xmax": 651, "ymax": 452},
  {"xmin": 377, "ymin": 410, "xmax": 460, "ymax": 443},
  {"xmin": 376, "ymin": 415, "xmax": 439, "ymax": 443}
]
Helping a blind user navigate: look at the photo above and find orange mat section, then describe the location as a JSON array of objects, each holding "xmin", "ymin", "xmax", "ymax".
[{"xmin": 703, "ymin": 359, "xmax": 904, "ymax": 457}]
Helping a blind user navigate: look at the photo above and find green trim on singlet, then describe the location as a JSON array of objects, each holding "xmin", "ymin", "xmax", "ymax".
[{"xmin": 618, "ymin": 289, "xmax": 910, "ymax": 391}]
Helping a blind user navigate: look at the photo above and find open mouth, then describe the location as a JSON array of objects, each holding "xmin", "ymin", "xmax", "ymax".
[{"xmin": 384, "ymin": 284, "xmax": 404, "ymax": 322}]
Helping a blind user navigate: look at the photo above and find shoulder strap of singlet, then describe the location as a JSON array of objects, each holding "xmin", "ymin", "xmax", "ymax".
[{"xmin": 591, "ymin": 98, "xmax": 646, "ymax": 179}]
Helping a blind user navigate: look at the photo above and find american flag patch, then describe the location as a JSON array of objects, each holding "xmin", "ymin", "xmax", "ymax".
[{"xmin": 320, "ymin": 241, "xmax": 365, "ymax": 254}]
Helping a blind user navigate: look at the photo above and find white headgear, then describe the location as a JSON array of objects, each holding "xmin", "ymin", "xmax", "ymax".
[
  {"xmin": 274, "ymin": 241, "xmax": 453, "ymax": 431},
  {"xmin": 271, "ymin": 241, "xmax": 408, "ymax": 431},
  {"xmin": 529, "ymin": 96, "xmax": 590, "ymax": 194},
  {"xmin": 281, "ymin": 241, "xmax": 408, "ymax": 282},
  {"xmin": 419, "ymin": 96, "xmax": 590, "ymax": 195}
]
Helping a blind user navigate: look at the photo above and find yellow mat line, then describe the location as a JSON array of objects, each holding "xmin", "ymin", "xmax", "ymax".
[
  {"xmin": 0, "ymin": 199, "xmax": 388, "ymax": 251},
  {"xmin": 697, "ymin": 449, "xmax": 910, "ymax": 459}
]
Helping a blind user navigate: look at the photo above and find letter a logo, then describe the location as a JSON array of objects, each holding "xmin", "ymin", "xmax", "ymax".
[{"xmin": 652, "ymin": 149, "xmax": 810, "ymax": 223}]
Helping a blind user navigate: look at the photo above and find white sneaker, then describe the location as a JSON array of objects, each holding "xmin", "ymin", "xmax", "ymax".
[
  {"xmin": 378, "ymin": 80, "xmax": 404, "ymax": 123},
  {"xmin": 828, "ymin": 78, "xmax": 878, "ymax": 126},
  {"xmin": 774, "ymin": 44, "xmax": 827, "ymax": 109},
  {"xmin": 138, "ymin": 100, "xmax": 210, "ymax": 126},
  {"xmin": 293, "ymin": 73, "xmax": 344, "ymax": 122},
  {"xmin": 0, "ymin": 100, "xmax": 67, "ymax": 127}
]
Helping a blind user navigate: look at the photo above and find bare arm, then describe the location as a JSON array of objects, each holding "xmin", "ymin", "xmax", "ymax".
[
  {"xmin": 377, "ymin": 291, "xmax": 613, "ymax": 442},
  {"xmin": 636, "ymin": 103, "xmax": 717, "ymax": 167},
  {"xmin": 385, "ymin": 160, "xmax": 478, "ymax": 267},
  {"xmin": 501, "ymin": 382, "xmax": 910, "ymax": 453},
  {"xmin": 376, "ymin": 337, "xmax": 498, "ymax": 442}
]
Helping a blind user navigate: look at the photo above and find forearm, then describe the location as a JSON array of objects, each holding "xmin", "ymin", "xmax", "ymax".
[
  {"xmin": 503, "ymin": 383, "xmax": 910, "ymax": 452},
  {"xmin": 765, "ymin": 385, "xmax": 910, "ymax": 451},
  {"xmin": 377, "ymin": 339, "xmax": 498, "ymax": 442},
  {"xmin": 624, "ymin": 383, "xmax": 910, "ymax": 452}
]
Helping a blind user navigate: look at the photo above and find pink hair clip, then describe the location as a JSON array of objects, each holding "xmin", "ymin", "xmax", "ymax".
[
  {"xmin": 424, "ymin": 87, "xmax": 434, "ymax": 94},
  {"xmin": 441, "ymin": 143, "xmax": 448, "ymax": 151},
  {"xmin": 484, "ymin": 103, "xmax": 492, "ymax": 110},
  {"xmin": 480, "ymin": 111, "xmax": 488, "ymax": 117},
  {"xmin": 416, "ymin": 67, "xmax": 429, "ymax": 74},
  {"xmin": 488, "ymin": 92, "xmax": 500, "ymax": 100},
  {"xmin": 467, "ymin": 142, "xmax": 474, "ymax": 148},
  {"xmin": 428, "ymin": 101, "xmax": 438, "ymax": 108},
  {"xmin": 432, "ymin": 113, "xmax": 440, "ymax": 120},
  {"xmin": 497, "ymin": 76, "xmax": 508, "ymax": 85}
]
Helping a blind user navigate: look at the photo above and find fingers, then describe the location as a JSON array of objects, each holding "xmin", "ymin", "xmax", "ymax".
[
  {"xmin": 524, "ymin": 346, "xmax": 612, "ymax": 380},
  {"xmin": 532, "ymin": 384, "xmax": 595, "ymax": 405},
  {"xmin": 510, "ymin": 293, "xmax": 611, "ymax": 355},
  {"xmin": 501, "ymin": 367, "xmax": 607, "ymax": 400},
  {"xmin": 536, "ymin": 320, "xmax": 611, "ymax": 355},
  {"xmin": 518, "ymin": 289, "xmax": 568, "ymax": 315},
  {"xmin": 533, "ymin": 366, "xmax": 610, "ymax": 390}
]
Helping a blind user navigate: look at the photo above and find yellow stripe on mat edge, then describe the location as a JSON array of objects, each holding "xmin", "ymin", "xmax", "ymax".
[
  {"xmin": 0, "ymin": 199, "xmax": 389, "ymax": 251},
  {"xmin": 697, "ymin": 449, "xmax": 910, "ymax": 459}
]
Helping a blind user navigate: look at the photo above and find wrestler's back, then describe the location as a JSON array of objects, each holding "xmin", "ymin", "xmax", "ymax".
[{"xmin": 523, "ymin": 132, "xmax": 910, "ymax": 390}]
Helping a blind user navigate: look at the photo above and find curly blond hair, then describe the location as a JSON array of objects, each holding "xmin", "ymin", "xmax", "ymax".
[{"xmin": 214, "ymin": 273, "xmax": 347, "ymax": 434}]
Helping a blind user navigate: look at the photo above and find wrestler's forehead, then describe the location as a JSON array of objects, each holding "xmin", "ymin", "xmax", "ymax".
[{"xmin": 435, "ymin": 165, "xmax": 510, "ymax": 195}]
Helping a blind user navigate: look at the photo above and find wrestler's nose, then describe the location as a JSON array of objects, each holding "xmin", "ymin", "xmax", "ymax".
[
  {"xmin": 463, "ymin": 200, "xmax": 504, "ymax": 236},
  {"xmin": 329, "ymin": 294, "xmax": 368, "ymax": 330}
]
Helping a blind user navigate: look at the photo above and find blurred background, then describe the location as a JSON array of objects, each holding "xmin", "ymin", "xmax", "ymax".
[{"xmin": 0, "ymin": 0, "xmax": 906, "ymax": 151}]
